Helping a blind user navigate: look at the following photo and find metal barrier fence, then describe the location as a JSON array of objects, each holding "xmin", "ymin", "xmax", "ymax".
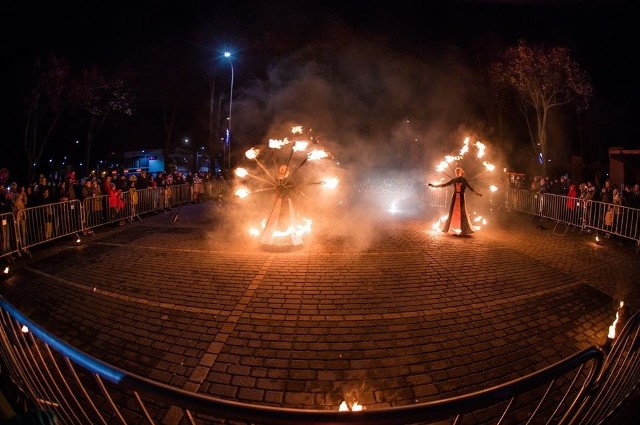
[
  {"xmin": 419, "ymin": 184, "xmax": 451, "ymax": 209},
  {"xmin": 500, "ymin": 189, "xmax": 640, "ymax": 249},
  {"xmin": 1, "ymin": 182, "xmax": 230, "ymax": 261},
  {"xmin": 2, "ymin": 296, "xmax": 639, "ymax": 424},
  {"xmin": 0, "ymin": 213, "xmax": 20, "ymax": 261}
]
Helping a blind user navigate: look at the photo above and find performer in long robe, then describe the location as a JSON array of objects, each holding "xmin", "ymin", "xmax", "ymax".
[{"xmin": 429, "ymin": 167, "xmax": 482, "ymax": 235}]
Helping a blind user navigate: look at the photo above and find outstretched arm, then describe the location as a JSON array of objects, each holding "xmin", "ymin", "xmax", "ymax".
[
  {"xmin": 465, "ymin": 179, "xmax": 482, "ymax": 197},
  {"xmin": 429, "ymin": 178, "xmax": 454, "ymax": 188}
]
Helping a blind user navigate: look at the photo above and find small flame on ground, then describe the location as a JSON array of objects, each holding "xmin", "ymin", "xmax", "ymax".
[
  {"xmin": 608, "ymin": 301, "xmax": 624, "ymax": 339},
  {"xmin": 388, "ymin": 201, "xmax": 399, "ymax": 215},
  {"xmin": 339, "ymin": 401, "xmax": 363, "ymax": 411}
]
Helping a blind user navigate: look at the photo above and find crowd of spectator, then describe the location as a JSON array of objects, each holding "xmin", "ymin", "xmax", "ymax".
[
  {"xmin": 1, "ymin": 169, "xmax": 224, "ymax": 215},
  {"xmin": 509, "ymin": 173, "xmax": 640, "ymax": 209}
]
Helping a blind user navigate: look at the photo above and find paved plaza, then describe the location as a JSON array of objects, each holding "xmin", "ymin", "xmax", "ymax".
[{"xmin": 1, "ymin": 201, "xmax": 639, "ymax": 419}]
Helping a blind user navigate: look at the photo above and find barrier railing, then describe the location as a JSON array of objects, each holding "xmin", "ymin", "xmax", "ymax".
[
  {"xmin": 497, "ymin": 189, "xmax": 640, "ymax": 250},
  {"xmin": 0, "ymin": 213, "xmax": 20, "ymax": 261},
  {"xmin": 6, "ymin": 296, "xmax": 634, "ymax": 425},
  {"xmin": 1, "ymin": 182, "xmax": 229, "ymax": 259}
]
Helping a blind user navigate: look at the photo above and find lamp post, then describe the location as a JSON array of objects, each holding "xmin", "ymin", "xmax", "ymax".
[{"xmin": 224, "ymin": 51, "xmax": 234, "ymax": 175}]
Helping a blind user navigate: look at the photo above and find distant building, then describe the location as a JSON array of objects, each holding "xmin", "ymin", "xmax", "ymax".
[
  {"xmin": 608, "ymin": 147, "xmax": 640, "ymax": 188},
  {"xmin": 123, "ymin": 148, "xmax": 211, "ymax": 174}
]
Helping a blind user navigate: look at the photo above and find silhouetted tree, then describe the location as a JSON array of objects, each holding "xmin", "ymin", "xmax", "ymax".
[
  {"xmin": 23, "ymin": 54, "xmax": 72, "ymax": 181},
  {"xmin": 489, "ymin": 40, "xmax": 592, "ymax": 176},
  {"xmin": 75, "ymin": 65, "xmax": 135, "ymax": 176}
]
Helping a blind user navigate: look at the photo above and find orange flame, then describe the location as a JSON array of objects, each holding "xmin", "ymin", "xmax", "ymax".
[
  {"xmin": 608, "ymin": 301, "xmax": 624, "ymax": 339},
  {"xmin": 321, "ymin": 177, "xmax": 339, "ymax": 188}
]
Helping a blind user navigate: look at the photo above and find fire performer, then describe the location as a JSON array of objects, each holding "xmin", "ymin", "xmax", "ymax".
[
  {"xmin": 429, "ymin": 167, "xmax": 482, "ymax": 235},
  {"xmin": 260, "ymin": 164, "xmax": 303, "ymax": 246}
]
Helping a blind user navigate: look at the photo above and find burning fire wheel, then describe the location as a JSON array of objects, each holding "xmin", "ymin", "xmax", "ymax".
[{"xmin": 234, "ymin": 126, "xmax": 339, "ymax": 247}]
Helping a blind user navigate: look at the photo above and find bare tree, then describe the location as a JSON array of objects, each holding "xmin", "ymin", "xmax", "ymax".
[
  {"xmin": 23, "ymin": 54, "xmax": 72, "ymax": 181},
  {"xmin": 489, "ymin": 40, "xmax": 592, "ymax": 176},
  {"xmin": 75, "ymin": 66, "xmax": 135, "ymax": 176}
]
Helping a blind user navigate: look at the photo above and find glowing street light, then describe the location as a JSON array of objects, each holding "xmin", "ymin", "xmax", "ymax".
[{"xmin": 224, "ymin": 51, "xmax": 234, "ymax": 174}]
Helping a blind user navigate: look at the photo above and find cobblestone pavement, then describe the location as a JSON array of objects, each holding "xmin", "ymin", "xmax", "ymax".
[{"xmin": 1, "ymin": 202, "xmax": 639, "ymax": 419}]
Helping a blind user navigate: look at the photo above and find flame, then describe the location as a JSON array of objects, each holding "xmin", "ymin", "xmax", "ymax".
[
  {"xmin": 235, "ymin": 168, "xmax": 248, "ymax": 178},
  {"xmin": 459, "ymin": 137, "xmax": 470, "ymax": 155},
  {"xmin": 431, "ymin": 214, "xmax": 448, "ymax": 231},
  {"xmin": 245, "ymin": 148, "xmax": 259, "ymax": 159},
  {"xmin": 293, "ymin": 140, "xmax": 308, "ymax": 151},
  {"xmin": 321, "ymin": 177, "xmax": 339, "ymax": 188},
  {"xmin": 21, "ymin": 325, "xmax": 29, "ymax": 333},
  {"xmin": 474, "ymin": 140, "xmax": 486, "ymax": 158},
  {"xmin": 489, "ymin": 185, "xmax": 498, "ymax": 192},
  {"xmin": 308, "ymin": 149, "xmax": 329, "ymax": 160},
  {"xmin": 608, "ymin": 301, "xmax": 624, "ymax": 339},
  {"xmin": 482, "ymin": 161, "xmax": 495, "ymax": 172},
  {"xmin": 388, "ymin": 201, "xmax": 399, "ymax": 214},
  {"xmin": 270, "ymin": 218, "xmax": 312, "ymax": 238},
  {"xmin": 269, "ymin": 138, "xmax": 289, "ymax": 149},
  {"xmin": 249, "ymin": 228, "xmax": 261, "ymax": 237},
  {"xmin": 291, "ymin": 125, "xmax": 303, "ymax": 134},
  {"xmin": 339, "ymin": 401, "xmax": 363, "ymax": 412},
  {"xmin": 235, "ymin": 187, "xmax": 249, "ymax": 198}
]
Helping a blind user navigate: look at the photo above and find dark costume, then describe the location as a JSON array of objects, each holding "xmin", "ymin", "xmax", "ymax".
[{"xmin": 431, "ymin": 176, "xmax": 479, "ymax": 235}]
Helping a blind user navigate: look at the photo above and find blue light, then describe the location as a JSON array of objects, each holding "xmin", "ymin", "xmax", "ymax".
[
  {"xmin": 0, "ymin": 299, "xmax": 125, "ymax": 384},
  {"xmin": 538, "ymin": 153, "xmax": 543, "ymax": 164}
]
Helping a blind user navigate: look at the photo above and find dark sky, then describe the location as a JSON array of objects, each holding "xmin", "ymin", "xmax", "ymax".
[{"xmin": 2, "ymin": 0, "xmax": 637, "ymax": 180}]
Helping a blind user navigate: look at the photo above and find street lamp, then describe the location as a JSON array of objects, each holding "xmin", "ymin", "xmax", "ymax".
[{"xmin": 224, "ymin": 51, "xmax": 234, "ymax": 174}]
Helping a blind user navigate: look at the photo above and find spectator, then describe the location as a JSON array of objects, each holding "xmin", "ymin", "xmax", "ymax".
[
  {"xmin": 566, "ymin": 183, "xmax": 578, "ymax": 224},
  {"xmin": 12, "ymin": 186, "xmax": 28, "ymax": 249},
  {"xmin": 630, "ymin": 184, "xmax": 640, "ymax": 209},
  {"xmin": 137, "ymin": 170, "xmax": 150, "ymax": 190},
  {"xmin": 0, "ymin": 185, "xmax": 12, "ymax": 254},
  {"xmin": 600, "ymin": 179, "xmax": 612, "ymax": 204},
  {"xmin": 41, "ymin": 187, "xmax": 55, "ymax": 240}
]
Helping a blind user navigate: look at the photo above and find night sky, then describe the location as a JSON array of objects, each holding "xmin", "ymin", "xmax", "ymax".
[{"xmin": 3, "ymin": 0, "xmax": 637, "ymax": 182}]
